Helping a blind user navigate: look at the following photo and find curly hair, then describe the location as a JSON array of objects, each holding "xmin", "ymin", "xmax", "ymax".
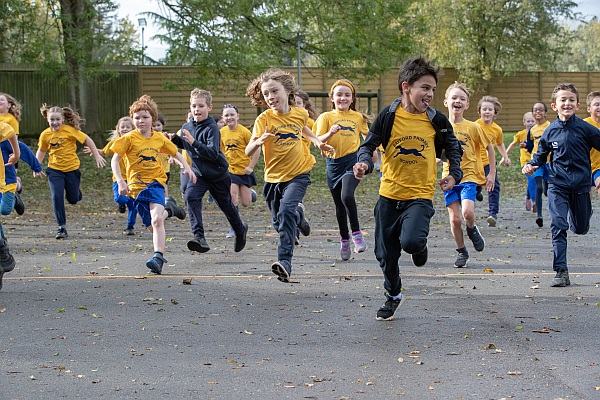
[
  {"xmin": 129, "ymin": 95, "xmax": 158, "ymax": 122},
  {"xmin": 294, "ymin": 90, "xmax": 317, "ymax": 119},
  {"xmin": 40, "ymin": 104, "xmax": 82, "ymax": 129},
  {"xmin": 246, "ymin": 68, "xmax": 296, "ymax": 108},
  {"xmin": 0, "ymin": 93, "xmax": 22, "ymax": 121}
]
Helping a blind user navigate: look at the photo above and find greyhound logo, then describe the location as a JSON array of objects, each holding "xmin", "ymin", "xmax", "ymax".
[
  {"xmin": 394, "ymin": 143, "xmax": 426, "ymax": 158},
  {"xmin": 337, "ymin": 125, "xmax": 354, "ymax": 132},
  {"xmin": 275, "ymin": 132, "xmax": 298, "ymax": 142},
  {"xmin": 225, "ymin": 143, "xmax": 237, "ymax": 150},
  {"xmin": 49, "ymin": 141, "xmax": 61, "ymax": 148},
  {"xmin": 139, "ymin": 154, "xmax": 157, "ymax": 162}
]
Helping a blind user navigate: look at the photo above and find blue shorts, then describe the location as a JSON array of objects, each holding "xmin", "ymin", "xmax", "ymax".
[
  {"xmin": 444, "ymin": 182, "xmax": 478, "ymax": 207},
  {"xmin": 134, "ymin": 182, "xmax": 165, "ymax": 227},
  {"xmin": 593, "ymin": 169, "xmax": 600, "ymax": 184},
  {"xmin": 533, "ymin": 164, "xmax": 547, "ymax": 179}
]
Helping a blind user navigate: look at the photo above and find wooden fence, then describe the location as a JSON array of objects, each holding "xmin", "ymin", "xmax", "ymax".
[{"xmin": 2, "ymin": 65, "xmax": 600, "ymax": 142}]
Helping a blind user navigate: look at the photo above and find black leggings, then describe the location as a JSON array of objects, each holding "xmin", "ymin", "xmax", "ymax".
[
  {"xmin": 535, "ymin": 176, "xmax": 548, "ymax": 218},
  {"xmin": 329, "ymin": 174, "xmax": 360, "ymax": 240}
]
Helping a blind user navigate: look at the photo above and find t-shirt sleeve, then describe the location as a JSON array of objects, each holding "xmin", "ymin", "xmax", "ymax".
[
  {"xmin": 495, "ymin": 127, "xmax": 504, "ymax": 145},
  {"xmin": 313, "ymin": 114, "xmax": 328, "ymax": 135},
  {"xmin": 160, "ymin": 136, "xmax": 178, "ymax": 157},
  {"xmin": 359, "ymin": 117, "xmax": 369, "ymax": 136},
  {"xmin": 102, "ymin": 140, "xmax": 114, "ymax": 156},
  {"xmin": 38, "ymin": 131, "xmax": 49, "ymax": 152},
  {"xmin": 0, "ymin": 122, "xmax": 15, "ymax": 142},
  {"xmin": 74, "ymin": 129, "xmax": 88, "ymax": 144},
  {"xmin": 110, "ymin": 135, "xmax": 129, "ymax": 156},
  {"xmin": 252, "ymin": 114, "xmax": 267, "ymax": 139}
]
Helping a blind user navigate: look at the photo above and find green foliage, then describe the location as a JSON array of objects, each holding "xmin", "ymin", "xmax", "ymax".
[
  {"xmin": 150, "ymin": 0, "xmax": 414, "ymax": 87},
  {"xmin": 411, "ymin": 0, "xmax": 579, "ymax": 88},
  {"xmin": 556, "ymin": 18, "xmax": 600, "ymax": 71}
]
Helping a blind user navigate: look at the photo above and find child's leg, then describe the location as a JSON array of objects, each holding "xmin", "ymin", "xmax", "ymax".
[
  {"xmin": 527, "ymin": 174, "xmax": 537, "ymax": 202},
  {"xmin": 447, "ymin": 202, "xmax": 464, "ymax": 249},
  {"xmin": 208, "ymin": 177, "xmax": 245, "ymax": 236},
  {"xmin": 484, "ymin": 164, "xmax": 500, "ymax": 217},
  {"xmin": 46, "ymin": 168, "xmax": 67, "ymax": 226},
  {"xmin": 184, "ymin": 178, "xmax": 209, "ymax": 238},
  {"xmin": 567, "ymin": 191, "xmax": 592, "ymax": 235},
  {"xmin": 547, "ymin": 185, "xmax": 570, "ymax": 272},
  {"xmin": 329, "ymin": 182, "xmax": 350, "ymax": 240},
  {"xmin": 180, "ymin": 172, "xmax": 189, "ymax": 198},
  {"xmin": 149, "ymin": 202, "xmax": 167, "ymax": 253},
  {"xmin": 535, "ymin": 175, "xmax": 544, "ymax": 219},
  {"xmin": 275, "ymin": 175, "xmax": 310, "ymax": 264},
  {"xmin": 64, "ymin": 169, "xmax": 82, "ymax": 205},
  {"xmin": 340, "ymin": 174, "xmax": 361, "ymax": 233},
  {"xmin": 229, "ymin": 183, "xmax": 240, "ymax": 207},
  {"xmin": 399, "ymin": 199, "xmax": 434, "ymax": 256},
  {"xmin": 374, "ymin": 197, "xmax": 403, "ymax": 296},
  {"xmin": 238, "ymin": 185, "xmax": 253, "ymax": 207},
  {"xmin": 127, "ymin": 197, "xmax": 137, "ymax": 228},
  {"xmin": 0, "ymin": 191, "xmax": 15, "ymax": 216}
]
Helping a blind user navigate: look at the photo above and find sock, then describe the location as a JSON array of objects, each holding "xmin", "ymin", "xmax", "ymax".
[
  {"xmin": 457, "ymin": 247, "xmax": 468, "ymax": 254},
  {"xmin": 390, "ymin": 293, "xmax": 403, "ymax": 301},
  {"xmin": 154, "ymin": 251, "xmax": 163, "ymax": 257}
]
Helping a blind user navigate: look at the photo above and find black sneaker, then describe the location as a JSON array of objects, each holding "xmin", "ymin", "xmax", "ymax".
[
  {"xmin": 251, "ymin": 189, "xmax": 257, "ymax": 203},
  {"xmin": 234, "ymin": 223, "xmax": 248, "ymax": 253},
  {"xmin": 476, "ymin": 186, "xmax": 483, "ymax": 202},
  {"xmin": 166, "ymin": 197, "xmax": 186, "ymax": 220},
  {"xmin": 536, "ymin": 217, "xmax": 543, "ymax": 227},
  {"xmin": 376, "ymin": 293, "xmax": 402, "ymax": 321},
  {"xmin": 551, "ymin": 270, "xmax": 570, "ymax": 287},
  {"xmin": 454, "ymin": 248, "xmax": 469, "ymax": 268},
  {"xmin": 123, "ymin": 227, "xmax": 135, "ymax": 236},
  {"xmin": 0, "ymin": 269, "xmax": 3, "ymax": 291},
  {"xmin": 411, "ymin": 245, "xmax": 428, "ymax": 267},
  {"xmin": 118, "ymin": 203, "xmax": 127, "ymax": 213},
  {"xmin": 55, "ymin": 226, "xmax": 68, "ymax": 240},
  {"xmin": 146, "ymin": 252, "xmax": 166, "ymax": 275},
  {"xmin": 271, "ymin": 260, "xmax": 292, "ymax": 283},
  {"xmin": 467, "ymin": 225, "xmax": 485, "ymax": 252},
  {"xmin": 486, "ymin": 215, "xmax": 497, "ymax": 227},
  {"xmin": 187, "ymin": 237, "xmax": 210, "ymax": 253},
  {"xmin": 0, "ymin": 238, "xmax": 15, "ymax": 274},
  {"xmin": 297, "ymin": 203, "xmax": 310, "ymax": 236},
  {"xmin": 13, "ymin": 192, "xmax": 25, "ymax": 215}
]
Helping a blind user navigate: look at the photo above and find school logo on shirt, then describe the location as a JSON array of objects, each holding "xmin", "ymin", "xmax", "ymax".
[
  {"xmin": 391, "ymin": 136, "xmax": 429, "ymax": 164},
  {"xmin": 274, "ymin": 131, "xmax": 298, "ymax": 142},
  {"xmin": 49, "ymin": 139, "xmax": 64, "ymax": 148},
  {"xmin": 138, "ymin": 148, "xmax": 159, "ymax": 164},
  {"xmin": 225, "ymin": 143, "xmax": 238, "ymax": 150},
  {"xmin": 335, "ymin": 119, "xmax": 358, "ymax": 137}
]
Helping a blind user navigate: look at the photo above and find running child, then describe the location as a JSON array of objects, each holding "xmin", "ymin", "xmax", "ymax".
[
  {"xmin": 529, "ymin": 102, "xmax": 551, "ymax": 227},
  {"xmin": 153, "ymin": 113, "xmax": 184, "ymax": 215},
  {"xmin": 584, "ymin": 91, "xmax": 600, "ymax": 193},
  {"xmin": 476, "ymin": 96, "xmax": 510, "ymax": 227},
  {"xmin": 523, "ymin": 83, "xmax": 600, "ymax": 287},
  {"xmin": 505, "ymin": 112, "xmax": 537, "ymax": 211},
  {"xmin": 443, "ymin": 82, "xmax": 495, "ymax": 268},
  {"xmin": 0, "ymin": 122, "xmax": 20, "ymax": 290},
  {"xmin": 314, "ymin": 79, "xmax": 369, "ymax": 261},
  {"xmin": 220, "ymin": 104, "xmax": 259, "ymax": 238},
  {"xmin": 353, "ymin": 57, "xmax": 463, "ymax": 320},
  {"xmin": 36, "ymin": 105, "xmax": 106, "ymax": 239},
  {"xmin": 245, "ymin": 68, "xmax": 335, "ymax": 282},
  {"xmin": 110, "ymin": 95, "xmax": 195, "ymax": 274},
  {"xmin": 0, "ymin": 92, "xmax": 27, "ymax": 213},
  {"xmin": 172, "ymin": 89, "xmax": 248, "ymax": 254}
]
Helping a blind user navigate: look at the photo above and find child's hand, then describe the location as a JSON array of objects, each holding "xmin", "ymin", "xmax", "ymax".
[
  {"xmin": 353, "ymin": 162, "xmax": 369, "ymax": 180},
  {"xmin": 595, "ymin": 177, "xmax": 600, "ymax": 195},
  {"xmin": 319, "ymin": 142, "xmax": 335, "ymax": 158},
  {"xmin": 117, "ymin": 179, "xmax": 129, "ymax": 196},
  {"xmin": 522, "ymin": 163, "xmax": 537, "ymax": 175},
  {"xmin": 184, "ymin": 167, "xmax": 197, "ymax": 184},
  {"xmin": 33, "ymin": 170, "xmax": 46, "ymax": 178},
  {"xmin": 329, "ymin": 124, "xmax": 341, "ymax": 135},
  {"xmin": 486, "ymin": 173, "xmax": 496, "ymax": 192},
  {"xmin": 243, "ymin": 166, "xmax": 254, "ymax": 175},
  {"xmin": 5, "ymin": 153, "xmax": 18, "ymax": 166},
  {"xmin": 168, "ymin": 156, "xmax": 175, "ymax": 164},
  {"xmin": 182, "ymin": 129, "xmax": 195, "ymax": 145},
  {"xmin": 499, "ymin": 157, "xmax": 511, "ymax": 166},
  {"xmin": 519, "ymin": 142, "xmax": 527, "ymax": 148},
  {"xmin": 438, "ymin": 175, "xmax": 456, "ymax": 191},
  {"xmin": 94, "ymin": 154, "xmax": 107, "ymax": 168},
  {"xmin": 83, "ymin": 145, "xmax": 92, "ymax": 155},
  {"xmin": 255, "ymin": 131, "xmax": 275, "ymax": 145}
]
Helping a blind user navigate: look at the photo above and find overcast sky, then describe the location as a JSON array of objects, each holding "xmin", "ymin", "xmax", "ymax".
[{"xmin": 117, "ymin": 0, "xmax": 600, "ymax": 62}]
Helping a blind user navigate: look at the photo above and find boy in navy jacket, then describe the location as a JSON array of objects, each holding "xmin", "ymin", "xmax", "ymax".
[
  {"xmin": 172, "ymin": 88, "xmax": 247, "ymax": 254},
  {"xmin": 523, "ymin": 83, "xmax": 600, "ymax": 287}
]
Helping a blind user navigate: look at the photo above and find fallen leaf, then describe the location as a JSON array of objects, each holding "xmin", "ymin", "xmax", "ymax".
[
  {"xmin": 484, "ymin": 343, "xmax": 497, "ymax": 350},
  {"xmin": 182, "ymin": 278, "xmax": 192, "ymax": 285},
  {"xmin": 78, "ymin": 306, "xmax": 87, "ymax": 310},
  {"xmin": 243, "ymin": 330, "xmax": 253, "ymax": 335},
  {"xmin": 532, "ymin": 327, "xmax": 560, "ymax": 334},
  {"xmin": 57, "ymin": 307, "xmax": 65, "ymax": 313},
  {"xmin": 483, "ymin": 268, "xmax": 494, "ymax": 273},
  {"xmin": 170, "ymin": 299, "xmax": 178, "ymax": 305},
  {"xmin": 71, "ymin": 252, "xmax": 77, "ymax": 262},
  {"xmin": 530, "ymin": 285, "xmax": 539, "ymax": 289},
  {"xmin": 515, "ymin": 324, "xmax": 524, "ymax": 332}
]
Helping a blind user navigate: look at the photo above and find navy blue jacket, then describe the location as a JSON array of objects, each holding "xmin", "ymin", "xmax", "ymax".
[
  {"xmin": 529, "ymin": 115, "xmax": 600, "ymax": 191},
  {"xmin": 172, "ymin": 117, "xmax": 229, "ymax": 181}
]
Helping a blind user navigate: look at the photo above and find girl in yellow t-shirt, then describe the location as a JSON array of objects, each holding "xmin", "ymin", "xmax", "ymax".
[
  {"xmin": 314, "ymin": 79, "xmax": 369, "ymax": 261},
  {"xmin": 110, "ymin": 95, "xmax": 195, "ymax": 274},
  {"xmin": 505, "ymin": 112, "xmax": 536, "ymax": 211},
  {"xmin": 220, "ymin": 104, "xmax": 259, "ymax": 238},
  {"xmin": 36, "ymin": 105, "xmax": 106, "ymax": 239},
  {"xmin": 245, "ymin": 68, "xmax": 334, "ymax": 283}
]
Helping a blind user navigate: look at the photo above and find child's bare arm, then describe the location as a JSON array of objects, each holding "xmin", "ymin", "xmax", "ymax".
[{"xmin": 84, "ymin": 136, "xmax": 107, "ymax": 168}]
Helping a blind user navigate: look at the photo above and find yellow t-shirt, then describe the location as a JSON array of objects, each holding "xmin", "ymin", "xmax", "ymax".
[
  {"xmin": 443, "ymin": 119, "xmax": 488, "ymax": 184},
  {"xmin": 0, "ymin": 122, "xmax": 16, "ymax": 187},
  {"xmin": 314, "ymin": 109, "xmax": 368, "ymax": 159},
  {"xmin": 220, "ymin": 124, "xmax": 253, "ymax": 175},
  {"xmin": 103, "ymin": 137, "xmax": 129, "ymax": 182},
  {"xmin": 380, "ymin": 107, "xmax": 437, "ymax": 200},
  {"xmin": 476, "ymin": 119, "xmax": 503, "ymax": 166},
  {"xmin": 584, "ymin": 117, "xmax": 600, "ymax": 172},
  {"xmin": 38, "ymin": 124, "xmax": 87, "ymax": 172},
  {"xmin": 510, "ymin": 129, "xmax": 531, "ymax": 166},
  {"xmin": 0, "ymin": 114, "xmax": 19, "ymax": 134},
  {"xmin": 252, "ymin": 107, "xmax": 315, "ymax": 183},
  {"xmin": 530, "ymin": 120, "xmax": 550, "ymax": 155},
  {"xmin": 110, "ymin": 129, "xmax": 178, "ymax": 197}
]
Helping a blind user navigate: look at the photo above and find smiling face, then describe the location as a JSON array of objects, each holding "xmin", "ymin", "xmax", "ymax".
[
  {"xmin": 261, "ymin": 79, "xmax": 290, "ymax": 113},
  {"xmin": 222, "ymin": 107, "xmax": 239, "ymax": 129},
  {"xmin": 331, "ymin": 85, "xmax": 353, "ymax": 111},
  {"xmin": 479, "ymin": 101, "xmax": 496, "ymax": 124},
  {"xmin": 523, "ymin": 113, "xmax": 536, "ymax": 130},
  {"xmin": 152, "ymin": 119, "xmax": 164, "ymax": 132},
  {"xmin": 444, "ymin": 87, "xmax": 469, "ymax": 119},
  {"xmin": 401, "ymin": 75, "xmax": 436, "ymax": 114},
  {"xmin": 47, "ymin": 111, "xmax": 64, "ymax": 131},
  {"xmin": 0, "ymin": 95, "xmax": 8, "ymax": 114},
  {"xmin": 118, "ymin": 119, "xmax": 134, "ymax": 136},
  {"xmin": 551, "ymin": 90, "xmax": 579, "ymax": 121},
  {"xmin": 294, "ymin": 95, "xmax": 305, "ymax": 108},
  {"xmin": 132, "ymin": 110, "xmax": 153, "ymax": 135},
  {"xmin": 532, "ymin": 103, "xmax": 546, "ymax": 124},
  {"xmin": 587, "ymin": 96, "xmax": 600, "ymax": 122},
  {"xmin": 190, "ymin": 96, "xmax": 212, "ymax": 122}
]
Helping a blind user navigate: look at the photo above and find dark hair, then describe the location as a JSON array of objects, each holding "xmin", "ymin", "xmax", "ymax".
[
  {"xmin": 532, "ymin": 102, "xmax": 547, "ymax": 112},
  {"xmin": 397, "ymin": 57, "xmax": 439, "ymax": 94},
  {"xmin": 222, "ymin": 103, "xmax": 239, "ymax": 113},
  {"xmin": 157, "ymin": 113, "xmax": 166, "ymax": 126},
  {"xmin": 551, "ymin": 83, "xmax": 578, "ymax": 102},
  {"xmin": 294, "ymin": 89, "xmax": 317, "ymax": 119}
]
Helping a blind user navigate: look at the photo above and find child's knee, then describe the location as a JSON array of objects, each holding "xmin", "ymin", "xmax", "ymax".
[{"xmin": 402, "ymin": 238, "xmax": 425, "ymax": 255}]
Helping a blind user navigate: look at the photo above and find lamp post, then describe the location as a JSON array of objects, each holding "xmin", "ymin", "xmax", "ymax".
[
  {"xmin": 295, "ymin": 32, "xmax": 302, "ymax": 87},
  {"xmin": 138, "ymin": 17, "xmax": 147, "ymax": 65}
]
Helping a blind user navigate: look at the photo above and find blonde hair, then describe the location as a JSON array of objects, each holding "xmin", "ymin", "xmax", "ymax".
[
  {"xmin": 40, "ymin": 104, "xmax": 82, "ymax": 129},
  {"xmin": 0, "ymin": 92, "xmax": 22, "ymax": 121},
  {"xmin": 246, "ymin": 68, "xmax": 296, "ymax": 108},
  {"xmin": 109, "ymin": 116, "xmax": 134, "ymax": 141},
  {"xmin": 586, "ymin": 91, "xmax": 600, "ymax": 107},
  {"xmin": 445, "ymin": 81, "xmax": 471, "ymax": 100},
  {"xmin": 477, "ymin": 95, "xmax": 502, "ymax": 115},
  {"xmin": 129, "ymin": 95, "xmax": 158, "ymax": 122},
  {"xmin": 190, "ymin": 88, "xmax": 212, "ymax": 105}
]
